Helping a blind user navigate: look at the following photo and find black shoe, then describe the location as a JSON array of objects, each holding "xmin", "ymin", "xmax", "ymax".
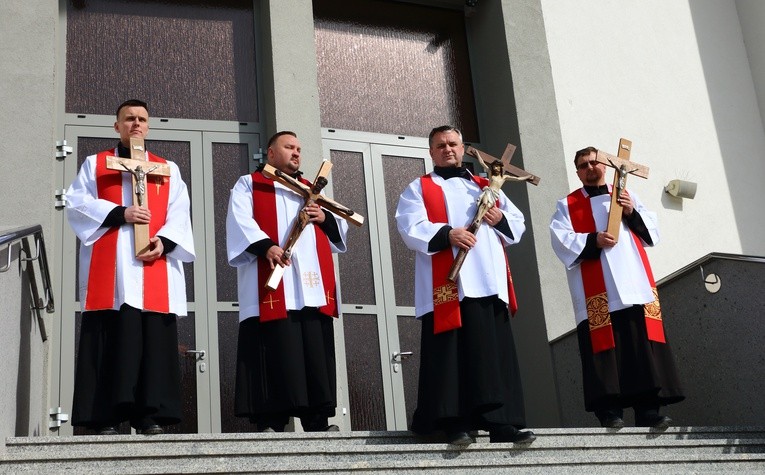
[
  {"xmin": 98, "ymin": 426, "xmax": 118, "ymax": 436},
  {"xmin": 138, "ymin": 424, "xmax": 164, "ymax": 435},
  {"xmin": 325, "ymin": 424, "xmax": 340, "ymax": 432},
  {"xmin": 489, "ymin": 425, "xmax": 537, "ymax": 444},
  {"xmin": 260, "ymin": 427, "xmax": 276, "ymax": 433},
  {"xmin": 639, "ymin": 415, "xmax": 672, "ymax": 430},
  {"xmin": 446, "ymin": 431, "xmax": 473, "ymax": 446},
  {"xmin": 600, "ymin": 416, "xmax": 625, "ymax": 429}
]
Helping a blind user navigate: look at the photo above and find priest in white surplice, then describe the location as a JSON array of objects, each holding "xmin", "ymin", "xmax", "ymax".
[
  {"xmin": 395, "ymin": 126, "xmax": 535, "ymax": 446},
  {"xmin": 226, "ymin": 131, "xmax": 348, "ymax": 433},
  {"xmin": 550, "ymin": 146, "xmax": 683, "ymax": 430},
  {"xmin": 66, "ymin": 100, "xmax": 195, "ymax": 435}
]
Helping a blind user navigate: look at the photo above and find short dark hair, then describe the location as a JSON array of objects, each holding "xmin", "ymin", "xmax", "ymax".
[
  {"xmin": 574, "ymin": 146, "xmax": 598, "ymax": 166},
  {"xmin": 428, "ymin": 125, "xmax": 462, "ymax": 147},
  {"xmin": 267, "ymin": 131, "xmax": 298, "ymax": 149},
  {"xmin": 116, "ymin": 99, "xmax": 148, "ymax": 118}
]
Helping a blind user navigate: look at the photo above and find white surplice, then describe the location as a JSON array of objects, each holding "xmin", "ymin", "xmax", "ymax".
[
  {"xmin": 226, "ymin": 173, "xmax": 348, "ymax": 322},
  {"xmin": 395, "ymin": 171, "xmax": 526, "ymax": 318},
  {"xmin": 65, "ymin": 150, "xmax": 195, "ymax": 316},
  {"xmin": 550, "ymin": 187, "xmax": 660, "ymax": 325}
]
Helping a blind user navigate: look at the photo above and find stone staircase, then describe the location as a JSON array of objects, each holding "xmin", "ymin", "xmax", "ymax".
[{"xmin": 1, "ymin": 426, "xmax": 764, "ymax": 473}]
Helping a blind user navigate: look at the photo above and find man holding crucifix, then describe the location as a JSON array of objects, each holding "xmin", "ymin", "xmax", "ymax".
[
  {"xmin": 226, "ymin": 131, "xmax": 348, "ymax": 433},
  {"xmin": 395, "ymin": 125, "xmax": 534, "ymax": 446},
  {"xmin": 550, "ymin": 145, "xmax": 684, "ymax": 430},
  {"xmin": 66, "ymin": 99, "xmax": 195, "ymax": 435}
]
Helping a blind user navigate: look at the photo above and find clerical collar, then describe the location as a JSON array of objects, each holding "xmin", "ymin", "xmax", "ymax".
[
  {"xmin": 117, "ymin": 142, "xmax": 131, "ymax": 159},
  {"xmin": 584, "ymin": 184, "xmax": 609, "ymax": 197},
  {"xmin": 433, "ymin": 165, "xmax": 471, "ymax": 180}
]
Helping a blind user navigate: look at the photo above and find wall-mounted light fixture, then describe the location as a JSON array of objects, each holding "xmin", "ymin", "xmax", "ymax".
[{"xmin": 664, "ymin": 179, "xmax": 697, "ymax": 199}]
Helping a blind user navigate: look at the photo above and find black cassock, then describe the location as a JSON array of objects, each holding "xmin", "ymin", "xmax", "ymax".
[
  {"xmin": 412, "ymin": 296, "xmax": 527, "ymax": 434},
  {"xmin": 234, "ymin": 307, "xmax": 337, "ymax": 427},
  {"xmin": 72, "ymin": 305, "xmax": 182, "ymax": 429},
  {"xmin": 577, "ymin": 304, "xmax": 684, "ymax": 412}
]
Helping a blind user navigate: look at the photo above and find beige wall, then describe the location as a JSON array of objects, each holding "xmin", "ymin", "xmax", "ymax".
[{"xmin": 539, "ymin": 0, "xmax": 765, "ymax": 340}]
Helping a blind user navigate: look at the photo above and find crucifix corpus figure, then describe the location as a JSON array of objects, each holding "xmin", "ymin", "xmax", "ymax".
[
  {"xmin": 594, "ymin": 138, "xmax": 650, "ymax": 242},
  {"xmin": 447, "ymin": 144, "xmax": 540, "ymax": 282},
  {"xmin": 106, "ymin": 137, "xmax": 171, "ymax": 255},
  {"xmin": 261, "ymin": 160, "xmax": 364, "ymax": 291}
]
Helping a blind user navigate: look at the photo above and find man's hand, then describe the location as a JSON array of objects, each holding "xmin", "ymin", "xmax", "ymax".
[
  {"xmin": 449, "ymin": 227, "xmax": 476, "ymax": 250},
  {"xmin": 596, "ymin": 231, "xmax": 617, "ymax": 249},
  {"xmin": 137, "ymin": 236, "xmax": 163, "ymax": 262},
  {"xmin": 125, "ymin": 205, "xmax": 151, "ymax": 224},
  {"xmin": 266, "ymin": 245, "xmax": 291, "ymax": 269},
  {"xmin": 304, "ymin": 202, "xmax": 325, "ymax": 224},
  {"xmin": 482, "ymin": 206, "xmax": 503, "ymax": 227},
  {"xmin": 618, "ymin": 190, "xmax": 634, "ymax": 216}
]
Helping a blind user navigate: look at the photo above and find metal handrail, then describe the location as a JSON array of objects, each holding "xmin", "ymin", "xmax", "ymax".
[{"xmin": 0, "ymin": 225, "xmax": 55, "ymax": 341}]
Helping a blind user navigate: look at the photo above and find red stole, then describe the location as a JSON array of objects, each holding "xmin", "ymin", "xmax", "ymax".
[
  {"xmin": 250, "ymin": 171, "xmax": 338, "ymax": 321},
  {"xmin": 420, "ymin": 173, "xmax": 518, "ymax": 334},
  {"xmin": 566, "ymin": 189, "xmax": 666, "ymax": 353},
  {"xmin": 85, "ymin": 150, "xmax": 170, "ymax": 312}
]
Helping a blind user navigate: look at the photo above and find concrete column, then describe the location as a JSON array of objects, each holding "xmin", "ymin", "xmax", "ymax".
[
  {"xmin": 0, "ymin": 0, "xmax": 59, "ymax": 443},
  {"xmin": 261, "ymin": 1, "xmax": 324, "ymax": 170},
  {"xmin": 465, "ymin": 0, "xmax": 571, "ymax": 427}
]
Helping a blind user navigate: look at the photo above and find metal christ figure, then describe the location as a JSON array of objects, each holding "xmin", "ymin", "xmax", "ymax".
[
  {"xmin": 606, "ymin": 156, "xmax": 639, "ymax": 199},
  {"xmin": 447, "ymin": 151, "xmax": 532, "ymax": 282},
  {"xmin": 121, "ymin": 163, "xmax": 160, "ymax": 207}
]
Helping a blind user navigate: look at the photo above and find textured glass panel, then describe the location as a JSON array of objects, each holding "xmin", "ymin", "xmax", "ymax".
[
  {"xmin": 72, "ymin": 311, "xmax": 198, "ymax": 434},
  {"xmin": 212, "ymin": 143, "xmax": 250, "ymax": 302},
  {"xmin": 343, "ymin": 314, "xmax": 385, "ymax": 430},
  {"xmin": 330, "ymin": 150, "xmax": 375, "ymax": 305},
  {"xmin": 397, "ymin": 315, "xmax": 421, "ymax": 429},
  {"xmin": 314, "ymin": 1, "xmax": 478, "ymax": 140},
  {"xmin": 382, "ymin": 155, "xmax": 425, "ymax": 307},
  {"xmin": 73, "ymin": 137, "xmax": 195, "ymax": 301},
  {"xmin": 218, "ymin": 311, "xmax": 252, "ymax": 433},
  {"xmin": 168, "ymin": 311, "xmax": 198, "ymax": 434},
  {"xmin": 66, "ymin": 0, "xmax": 258, "ymax": 121}
]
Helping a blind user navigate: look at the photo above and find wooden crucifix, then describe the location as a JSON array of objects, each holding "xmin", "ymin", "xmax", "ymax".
[
  {"xmin": 594, "ymin": 138, "xmax": 650, "ymax": 243},
  {"xmin": 105, "ymin": 137, "xmax": 171, "ymax": 256},
  {"xmin": 447, "ymin": 144, "xmax": 540, "ymax": 282},
  {"xmin": 261, "ymin": 161, "xmax": 365, "ymax": 291}
]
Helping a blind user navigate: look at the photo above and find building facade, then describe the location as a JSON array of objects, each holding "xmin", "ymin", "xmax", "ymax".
[{"xmin": 1, "ymin": 0, "xmax": 764, "ymax": 439}]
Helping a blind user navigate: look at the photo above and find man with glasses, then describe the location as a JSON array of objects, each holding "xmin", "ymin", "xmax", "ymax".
[{"xmin": 550, "ymin": 146, "xmax": 684, "ymax": 429}]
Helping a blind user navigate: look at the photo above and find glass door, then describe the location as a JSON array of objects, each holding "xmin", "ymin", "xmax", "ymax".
[{"xmin": 323, "ymin": 132, "xmax": 431, "ymax": 430}]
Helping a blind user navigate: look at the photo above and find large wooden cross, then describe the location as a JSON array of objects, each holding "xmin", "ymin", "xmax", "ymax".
[
  {"xmin": 594, "ymin": 138, "xmax": 650, "ymax": 242},
  {"xmin": 447, "ymin": 144, "xmax": 540, "ymax": 282},
  {"xmin": 105, "ymin": 137, "xmax": 171, "ymax": 256},
  {"xmin": 261, "ymin": 161, "xmax": 365, "ymax": 291}
]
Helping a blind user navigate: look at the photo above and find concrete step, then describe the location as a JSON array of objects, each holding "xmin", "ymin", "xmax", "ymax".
[{"xmin": 1, "ymin": 427, "xmax": 763, "ymax": 474}]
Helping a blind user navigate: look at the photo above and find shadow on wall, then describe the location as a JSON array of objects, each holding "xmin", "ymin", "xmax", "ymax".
[
  {"xmin": 550, "ymin": 253, "xmax": 765, "ymax": 428},
  {"xmin": 688, "ymin": 2, "xmax": 765, "ymax": 255}
]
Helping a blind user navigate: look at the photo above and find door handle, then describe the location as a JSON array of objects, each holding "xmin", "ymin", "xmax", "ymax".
[
  {"xmin": 185, "ymin": 349, "xmax": 206, "ymax": 360},
  {"xmin": 391, "ymin": 351, "xmax": 413, "ymax": 373}
]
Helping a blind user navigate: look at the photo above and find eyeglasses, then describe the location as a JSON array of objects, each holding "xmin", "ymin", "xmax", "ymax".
[{"xmin": 576, "ymin": 160, "xmax": 600, "ymax": 170}]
